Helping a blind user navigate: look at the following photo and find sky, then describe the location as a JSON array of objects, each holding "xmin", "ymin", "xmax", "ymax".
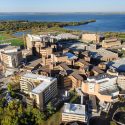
[{"xmin": 0, "ymin": 0, "xmax": 125, "ymax": 12}]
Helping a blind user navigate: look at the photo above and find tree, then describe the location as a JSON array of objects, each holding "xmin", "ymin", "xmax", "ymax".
[
  {"xmin": 32, "ymin": 108, "xmax": 46, "ymax": 124},
  {"xmin": 47, "ymin": 102, "xmax": 55, "ymax": 115},
  {"xmin": 7, "ymin": 84, "xmax": 12, "ymax": 92},
  {"xmin": 110, "ymin": 121, "xmax": 117, "ymax": 125}
]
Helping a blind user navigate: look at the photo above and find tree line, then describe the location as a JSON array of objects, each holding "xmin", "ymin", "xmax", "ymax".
[{"xmin": 0, "ymin": 20, "xmax": 96, "ymax": 32}]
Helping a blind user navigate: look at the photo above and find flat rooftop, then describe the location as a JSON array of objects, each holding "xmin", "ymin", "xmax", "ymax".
[
  {"xmin": 26, "ymin": 58, "xmax": 42, "ymax": 68},
  {"xmin": 90, "ymin": 48, "xmax": 118, "ymax": 59},
  {"xmin": 87, "ymin": 73, "xmax": 116, "ymax": 82},
  {"xmin": 63, "ymin": 103, "xmax": 86, "ymax": 115},
  {"xmin": 22, "ymin": 73, "xmax": 57, "ymax": 94},
  {"xmin": 107, "ymin": 58, "xmax": 125, "ymax": 72},
  {"xmin": 99, "ymin": 87, "xmax": 119, "ymax": 96}
]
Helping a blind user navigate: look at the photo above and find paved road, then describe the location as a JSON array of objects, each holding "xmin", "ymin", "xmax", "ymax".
[{"xmin": 89, "ymin": 101, "xmax": 125, "ymax": 125}]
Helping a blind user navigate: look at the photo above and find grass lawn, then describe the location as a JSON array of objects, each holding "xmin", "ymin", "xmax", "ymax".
[
  {"xmin": 0, "ymin": 35, "xmax": 6, "ymax": 40},
  {"xmin": 7, "ymin": 39, "xmax": 24, "ymax": 46},
  {"xmin": 0, "ymin": 38, "xmax": 24, "ymax": 46},
  {"xmin": 46, "ymin": 111, "xmax": 62, "ymax": 125},
  {"xmin": 0, "ymin": 31, "xmax": 24, "ymax": 46}
]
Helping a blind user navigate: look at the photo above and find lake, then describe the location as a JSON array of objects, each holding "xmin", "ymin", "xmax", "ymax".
[{"xmin": 0, "ymin": 13, "xmax": 125, "ymax": 32}]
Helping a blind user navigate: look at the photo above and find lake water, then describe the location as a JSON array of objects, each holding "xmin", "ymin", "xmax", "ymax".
[
  {"xmin": 12, "ymin": 30, "xmax": 31, "ymax": 37},
  {"xmin": 0, "ymin": 13, "xmax": 125, "ymax": 32}
]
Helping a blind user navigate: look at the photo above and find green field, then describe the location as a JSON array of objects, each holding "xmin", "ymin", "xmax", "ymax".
[
  {"xmin": 0, "ymin": 38, "xmax": 24, "ymax": 46},
  {"xmin": 7, "ymin": 39, "xmax": 24, "ymax": 46},
  {"xmin": 0, "ymin": 33, "xmax": 24, "ymax": 46},
  {"xmin": 0, "ymin": 34, "xmax": 7, "ymax": 40}
]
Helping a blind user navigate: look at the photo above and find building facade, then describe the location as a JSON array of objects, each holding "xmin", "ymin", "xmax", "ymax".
[
  {"xmin": 82, "ymin": 33, "xmax": 102, "ymax": 43},
  {"xmin": 62, "ymin": 103, "xmax": 87, "ymax": 123},
  {"xmin": 1, "ymin": 46, "xmax": 22, "ymax": 68},
  {"xmin": 82, "ymin": 74, "xmax": 119, "ymax": 102},
  {"xmin": 20, "ymin": 73, "xmax": 57, "ymax": 110},
  {"xmin": 117, "ymin": 74, "xmax": 125, "ymax": 90},
  {"xmin": 102, "ymin": 38, "xmax": 121, "ymax": 48}
]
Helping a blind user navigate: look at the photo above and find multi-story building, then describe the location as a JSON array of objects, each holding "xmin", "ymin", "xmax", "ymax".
[
  {"xmin": 1, "ymin": 46, "xmax": 22, "ymax": 68},
  {"xmin": 82, "ymin": 33, "xmax": 103, "ymax": 43},
  {"xmin": 20, "ymin": 73, "xmax": 57, "ymax": 110},
  {"xmin": 62, "ymin": 103, "xmax": 87, "ymax": 123},
  {"xmin": 107, "ymin": 58, "xmax": 125, "ymax": 72},
  {"xmin": 56, "ymin": 33, "xmax": 79, "ymax": 40},
  {"xmin": 26, "ymin": 34, "xmax": 56, "ymax": 50},
  {"xmin": 40, "ymin": 47, "xmax": 53, "ymax": 57},
  {"xmin": 51, "ymin": 52, "xmax": 77, "ymax": 66},
  {"xmin": 102, "ymin": 38, "xmax": 121, "ymax": 48},
  {"xmin": 82, "ymin": 74, "xmax": 119, "ymax": 102},
  {"xmin": 42, "ymin": 56, "xmax": 52, "ymax": 67},
  {"xmin": 91, "ymin": 66, "xmax": 104, "ymax": 76},
  {"xmin": 58, "ymin": 63, "xmax": 72, "ymax": 89},
  {"xmin": 25, "ymin": 58, "xmax": 42, "ymax": 72},
  {"xmin": 69, "ymin": 72, "xmax": 84, "ymax": 89},
  {"xmin": 90, "ymin": 48, "xmax": 118, "ymax": 62},
  {"xmin": 117, "ymin": 74, "xmax": 125, "ymax": 90}
]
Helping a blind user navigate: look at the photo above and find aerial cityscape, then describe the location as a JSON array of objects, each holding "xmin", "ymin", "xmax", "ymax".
[{"xmin": 0, "ymin": 0, "xmax": 125, "ymax": 125}]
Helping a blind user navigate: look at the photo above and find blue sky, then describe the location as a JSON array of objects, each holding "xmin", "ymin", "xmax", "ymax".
[{"xmin": 0, "ymin": 0, "xmax": 125, "ymax": 12}]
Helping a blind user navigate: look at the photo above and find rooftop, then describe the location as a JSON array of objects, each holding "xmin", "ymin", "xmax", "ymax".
[
  {"xmin": 0, "ymin": 45, "xmax": 20, "ymax": 53},
  {"xmin": 107, "ymin": 58, "xmax": 125, "ymax": 72},
  {"xmin": 65, "ymin": 52, "xmax": 77, "ymax": 60},
  {"xmin": 70, "ymin": 71, "xmax": 84, "ymax": 81},
  {"xmin": 59, "ymin": 63, "xmax": 71, "ymax": 71},
  {"xmin": 90, "ymin": 48, "xmax": 118, "ymax": 59},
  {"xmin": 99, "ymin": 87, "xmax": 119, "ymax": 96},
  {"xmin": 92, "ymin": 66, "xmax": 104, "ymax": 74},
  {"xmin": 103, "ymin": 38, "xmax": 120, "ymax": 43},
  {"xmin": 56, "ymin": 33, "xmax": 79, "ymax": 40},
  {"xmin": 63, "ymin": 103, "xmax": 86, "ymax": 115},
  {"xmin": 78, "ymin": 59, "xmax": 90, "ymax": 66},
  {"xmin": 22, "ymin": 73, "xmax": 57, "ymax": 94},
  {"xmin": 87, "ymin": 73, "xmax": 116, "ymax": 82},
  {"xmin": 26, "ymin": 58, "xmax": 42, "ymax": 68}
]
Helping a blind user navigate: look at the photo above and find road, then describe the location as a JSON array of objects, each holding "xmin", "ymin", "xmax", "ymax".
[{"xmin": 89, "ymin": 101, "xmax": 125, "ymax": 125}]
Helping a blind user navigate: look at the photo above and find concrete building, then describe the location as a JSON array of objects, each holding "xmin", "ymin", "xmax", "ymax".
[
  {"xmin": 40, "ymin": 47, "xmax": 53, "ymax": 57},
  {"xmin": 0, "ymin": 45, "xmax": 20, "ymax": 59},
  {"xmin": 82, "ymin": 74, "xmax": 119, "ymax": 102},
  {"xmin": 91, "ymin": 66, "xmax": 104, "ymax": 76},
  {"xmin": 42, "ymin": 56, "xmax": 52, "ymax": 67},
  {"xmin": 58, "ymin": 63, "xmax": 72, "ymax": 89},
  {"xmin": 90, "ymin": 48, "xmax": 118, "ymax": 62},
  {"xmin": 1, "ymin": 46, "xmax": 22, "ymax": 68},
  {"xmin": 69, "ymin": 71, "xmax": 86, "ymax": 89},
  {"xmin": 107, "ymin": 58, "xmax": 125, "ymax": 72},
  {"xmin": 75, "ymin": 59, "xmax": 90, "ymax": 73},
  {"xmin": 56, "ymin": 33, "xmax": 79, "ymax": 40},
  {"xmin": 62, "ymin": 103, "xmax": 87, "ymax": 123},
  {"xmin": 20, "ymin": 73, "xmax": 57, "ymax": 110},
  {"xmin": 117, "ymin": 74, "xmax": 125, "ymax": 90},
  {"xmin": 25, "ymin": 58, "xmax": 42, "ymax": 72},
  {"xmin": 102, "ymin": 38, "xmax": 121, "ymax": 48},
  {"xmin": 88, "ymin": 95, "xmax": 98, "ymax": 114},
  {"xmin": 82, "ymin": 33, "xmax": 103, "ymax": 43},
  {"xmin": 51, "ymin": 52, "xmax": 77, "ymax": 66},
  {"xmin": 107, "ymin": 68, "xmax": 118, "ymax": 76},
  {"xmin": 26, "ymin": 34, "xmax": 56, "ymax": 50}
]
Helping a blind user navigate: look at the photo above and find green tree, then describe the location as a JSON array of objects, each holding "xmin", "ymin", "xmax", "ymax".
[
  {"xmin": 47, "ymin": 102, "xmax": 55, "ymax": 115},
  {"xmin": 7, "ymin": 83, "xmax": 12, "ymax": 92},
  {"xmin": 110, "ymin": 121, "xmax": 117, "ymax": 125}
]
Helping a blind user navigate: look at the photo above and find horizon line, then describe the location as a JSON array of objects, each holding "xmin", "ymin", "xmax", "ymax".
[{"xmin": 0, "ymin": 11, "xmax": 125, "ymax": 13}]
